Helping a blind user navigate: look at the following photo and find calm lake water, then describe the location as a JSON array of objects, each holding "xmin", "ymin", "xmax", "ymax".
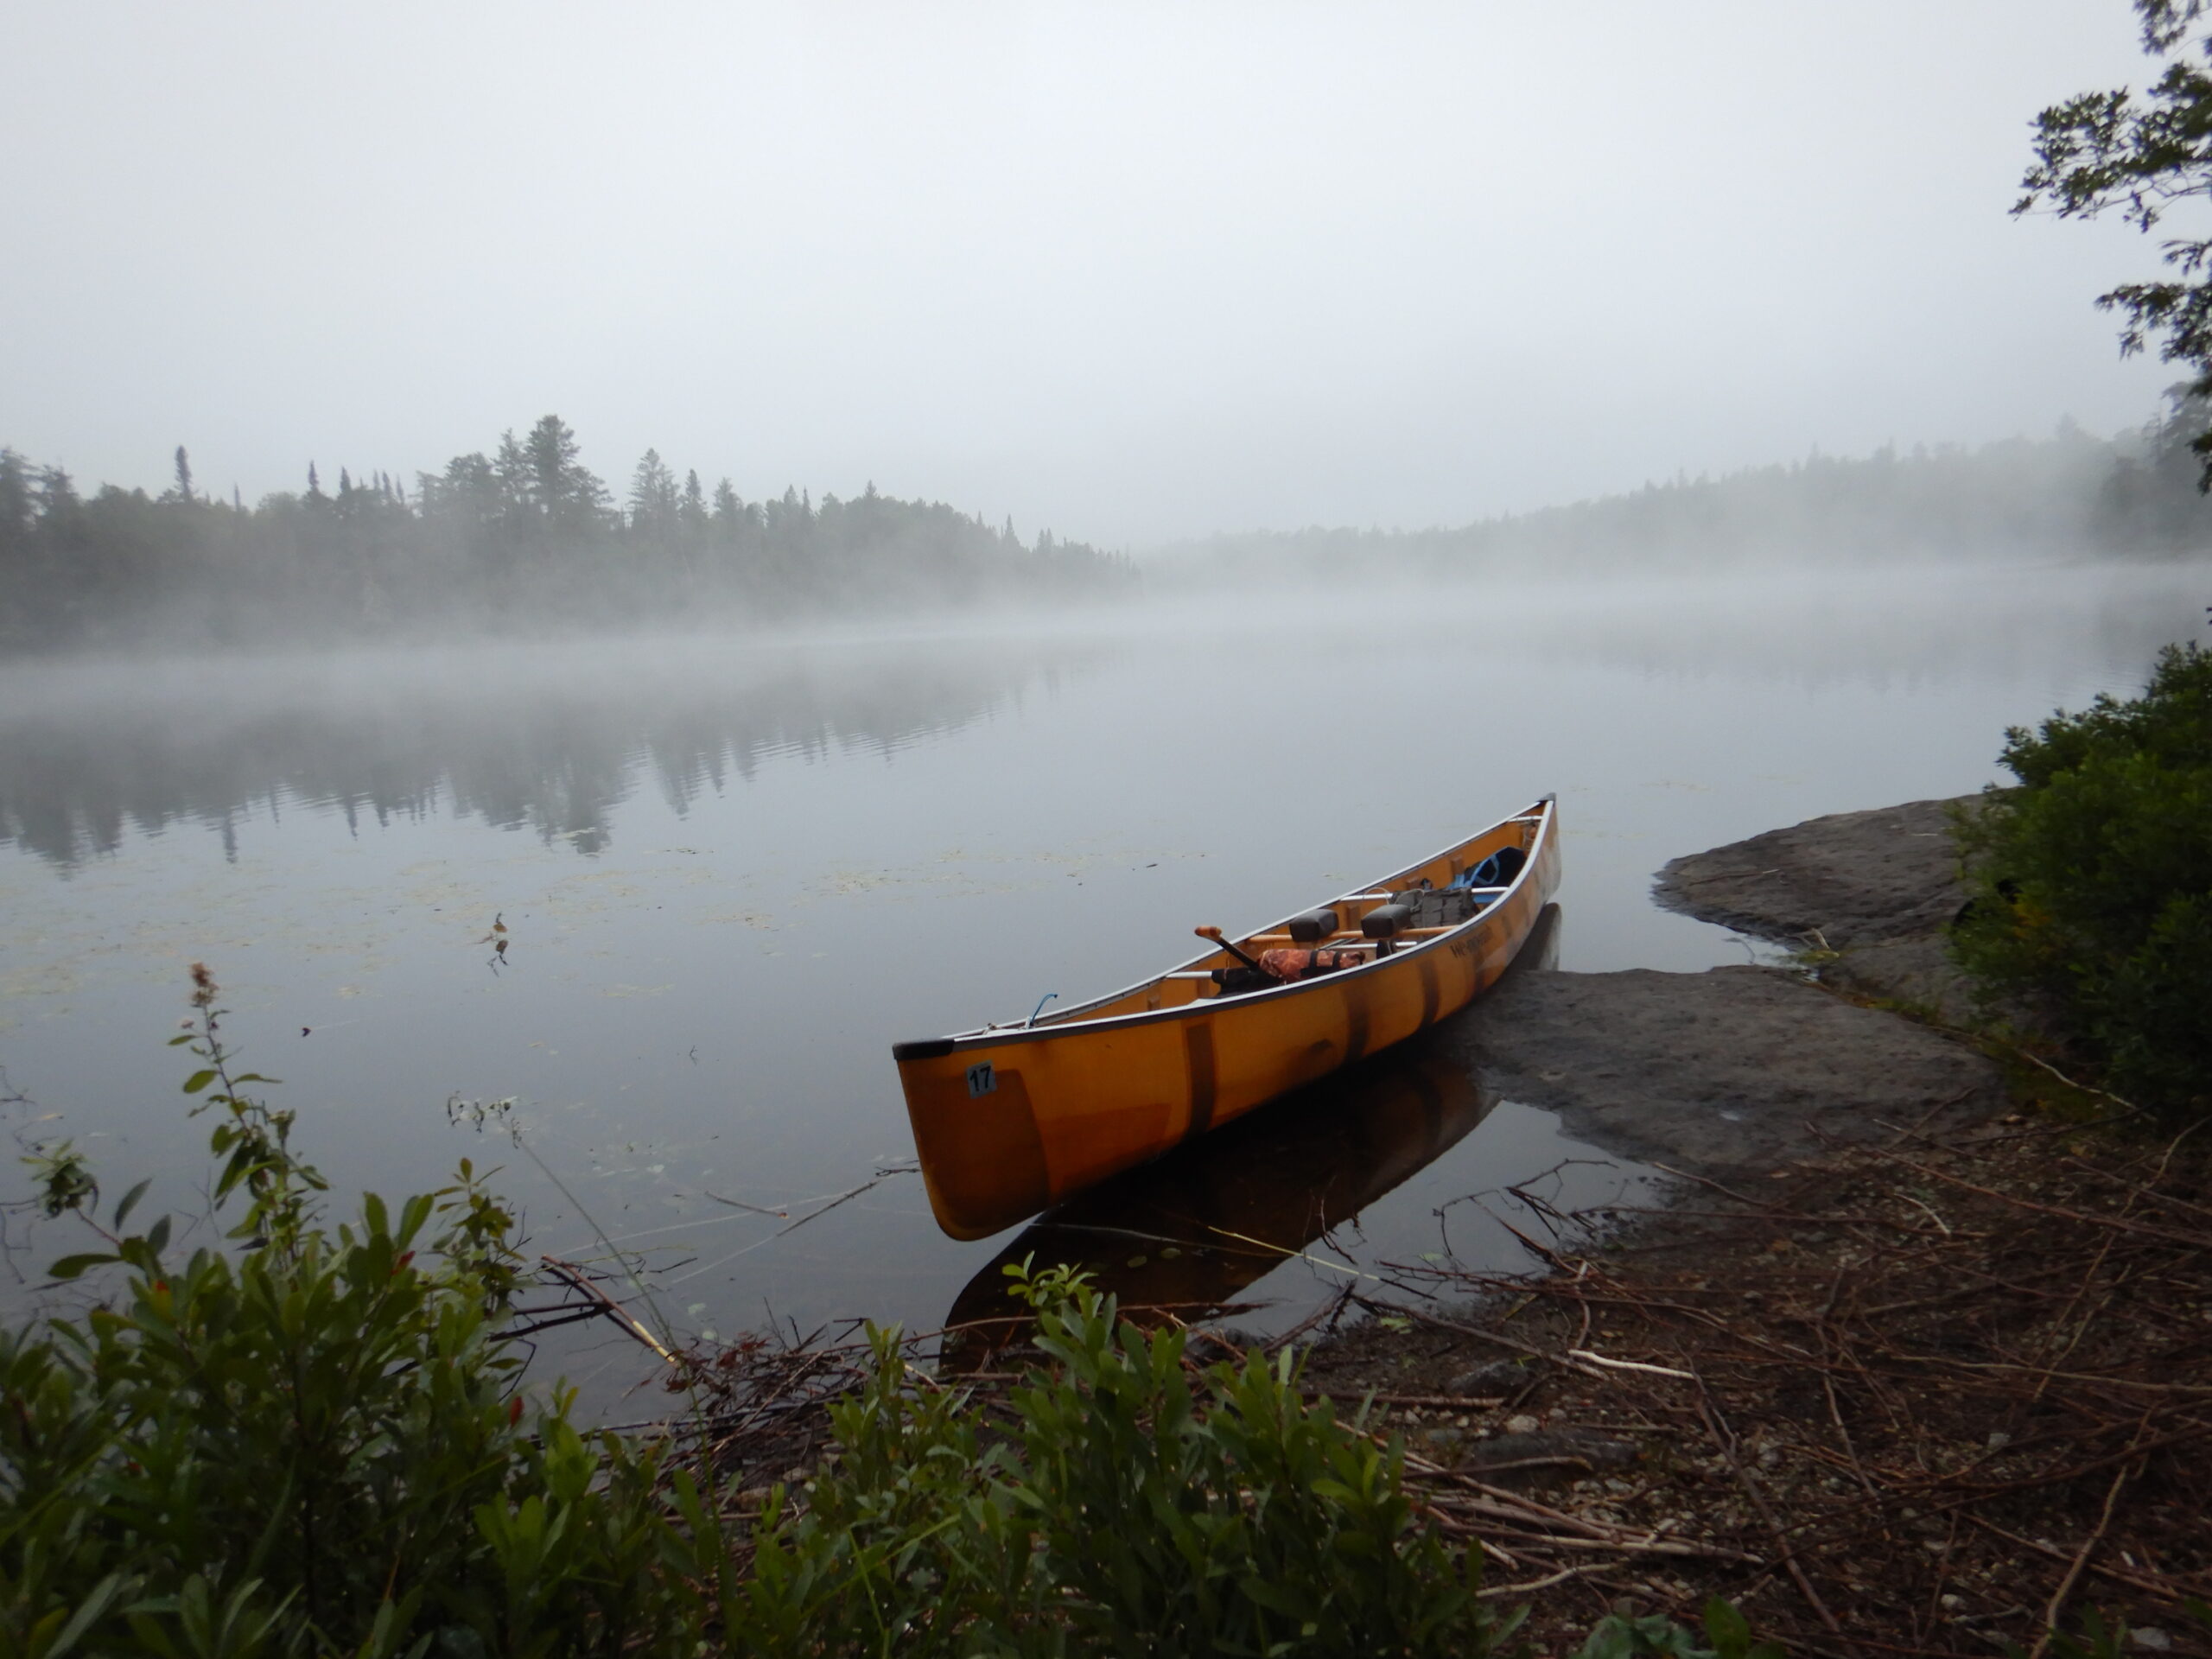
[{"xmin": 2, "ymin": 563, "xmax": 2202, "ymax": 1403}]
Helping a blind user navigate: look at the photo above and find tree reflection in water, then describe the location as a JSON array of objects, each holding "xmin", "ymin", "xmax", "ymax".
[{"xmin": 0, "ymin": 635, "xmax": 1108, "ymax": 868}]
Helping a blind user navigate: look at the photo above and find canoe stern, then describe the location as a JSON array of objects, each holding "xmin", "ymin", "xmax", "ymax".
[{"xmin": 894, "ymin": 1040, "xmax": 1053, "ymax": 1239}]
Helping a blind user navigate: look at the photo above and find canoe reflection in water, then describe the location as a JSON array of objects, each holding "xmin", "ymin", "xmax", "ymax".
[{"xmin": 939, "ymin": 904, "xmax": 1562, "ymax": 1370}]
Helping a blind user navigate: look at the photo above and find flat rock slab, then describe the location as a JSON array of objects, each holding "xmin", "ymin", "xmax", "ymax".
[
  {"xmin": 1439, "ymin": 963, "xmax": 2004, "ymax": 1176},
  {"xmin": 1651, "ymin": 795, "xmax": 1981, "ymax": 1012},
  {"xmin": 1652, "ymin": 796, "xmax": 1971, "ymax": 949}
]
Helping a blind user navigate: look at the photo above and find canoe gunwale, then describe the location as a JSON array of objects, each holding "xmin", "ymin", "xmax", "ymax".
[{"xmin": 902, "ymin": 797, "xmax": 1556, "ymax": 1056}]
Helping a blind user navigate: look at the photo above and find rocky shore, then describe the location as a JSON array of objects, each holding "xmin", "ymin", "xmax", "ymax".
[
  {"xmin": 1439, "ymin": 795, "xmax": 2001, "ymax": 1177},
  {"xmin": 1656, "ymin": 793, "xmax": 1983, "ymax": 1014}
]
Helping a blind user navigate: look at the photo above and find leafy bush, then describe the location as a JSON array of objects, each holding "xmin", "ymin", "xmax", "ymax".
[
  {"xmin": 1573, "ymin": 1598, "xmax": 1781, "ymax": 1659},
  {"xmin": 1952, "ymin": 642, "xmax": 2212, "ymax": 1115},
  {"xmin": 3, "ymin": 969, "xmax": 690, "ymax": 1658},
  {"xmin": 709, "ymin": 1260, "xmax": 1516, "ymax": 1657}
]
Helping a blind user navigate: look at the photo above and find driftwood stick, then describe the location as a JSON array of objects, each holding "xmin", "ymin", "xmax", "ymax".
[
  {"xmin": 1966, "ymin": 1513, "xmax": 2212, "ymax": 1605},
  {"xmin": 1566, "ymin": 1348, "xmax": 1696, "ymax": 1381},
  {"xmin": 2028, "ymin": 1457, "xmax": 2140, "ymax": 1659},
  {"xmin": 1477, "ymin": 1561, "xmax": 1603, "ymax": 1599},
  {"xmin": 1695, "ymin": 1386, "xmax": 1854, "ymax": 1650},
  {"xmin": 539, "ymin": 1254, "xmax": 679, "ymax": 1365},
  {"xmin": 1868, "ymin": 1151, "xmax": 2207, "ymax": 1251},
  {"xmin": 1351, "ymin": 1295, "xmax": 1599, "ymax": 1376}
]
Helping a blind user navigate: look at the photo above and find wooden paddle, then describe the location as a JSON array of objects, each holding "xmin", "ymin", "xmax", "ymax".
[{"xmin": 1194, "ymin": 925, "xmax": 1264, "ymax": 970}]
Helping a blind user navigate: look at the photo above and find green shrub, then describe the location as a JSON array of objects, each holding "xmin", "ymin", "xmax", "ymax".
[
  {"xmin": 709, "ymin": 1261, "xmax": 1516, "ymax": 1657},
  {"xmin": 1572, "ymin": 1596, "xmax": 1782, "ymax": 1659},
  {"xmin": 2, "ymin": 969, "xmax": 690, "ymax": 1658},
  {"xmin": 1952, "ymin": 641, "xmax": 2212, "ymax": 1116}
]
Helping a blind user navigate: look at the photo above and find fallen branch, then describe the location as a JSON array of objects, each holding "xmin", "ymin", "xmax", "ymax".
[{"xmin": 539, "ymin": 1255, "xmax": 678, "ymax": 1364}]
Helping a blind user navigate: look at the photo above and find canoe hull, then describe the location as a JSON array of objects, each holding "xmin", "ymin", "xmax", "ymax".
[{"xmin": 895, "ymin": 801, "xmax": 1560, "ymax": 1239}]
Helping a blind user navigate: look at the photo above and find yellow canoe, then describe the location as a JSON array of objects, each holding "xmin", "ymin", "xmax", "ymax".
[{"xmin": 893, "ymin": 797, "xmax": 1560, "ymax": 1239}]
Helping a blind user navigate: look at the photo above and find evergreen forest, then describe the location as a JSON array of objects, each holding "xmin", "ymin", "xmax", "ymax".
[
  {"xmin": 1153, "ymin": 404, "xmax": 2212, "ymax": 585},
  {"xmin": 0, "ymin": 415, "xmax": 1135, "ymax": 654}
]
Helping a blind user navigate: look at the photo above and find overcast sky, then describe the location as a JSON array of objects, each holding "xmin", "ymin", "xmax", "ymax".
[{"xmin": 0, "ymin": 3, "xmax": 2182, "ymax": 544}]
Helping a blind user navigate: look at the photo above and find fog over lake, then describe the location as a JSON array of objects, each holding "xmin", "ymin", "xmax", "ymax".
[{"xmin": 3, "ymin": 563, "xmax": 2199, "ymax": 1402}]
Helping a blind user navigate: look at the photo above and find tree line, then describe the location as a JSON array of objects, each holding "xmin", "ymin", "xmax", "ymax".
[
  {"xmin": 1152, "ymin": 410, "xmax": 2212, "ymax": 588},
  {"xmin": 0, "ymin": 414, "xmax": 1134, "ymax": 652}
]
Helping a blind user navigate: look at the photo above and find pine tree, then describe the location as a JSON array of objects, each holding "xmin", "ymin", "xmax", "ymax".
[
  {"xmin": 36, "ymin": 464, "xmax": 79, "ymax": 517},
  {"xmin": 627, "ymin": 448, "xmax": 678, "ymax": 539},
  {"xmin": 522, "ymin": 414, "xmax": 608, "ymax": 528},
  {"xmin": 0, "ymin": 449, "xmax": 33, "ymax": 543},
  {"xmin": 171, "ymin": 446, "xmax": 194, "ymax": 504}
]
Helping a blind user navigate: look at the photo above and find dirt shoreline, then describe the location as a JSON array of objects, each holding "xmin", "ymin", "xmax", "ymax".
[{"xmin": 1291, "ymin": 798, "xmax": 2209, "ymax": 1653}]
